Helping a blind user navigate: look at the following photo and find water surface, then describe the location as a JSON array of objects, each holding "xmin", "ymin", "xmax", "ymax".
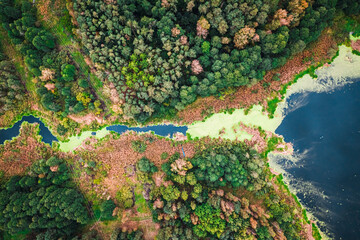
[
  {"xmin": 273, "ymin": 80, "xmax": 360, "ymax": 239},
  {"xmin": 0, "ymin": 115, "xmax": 58, "ymax": 145},
  {"xmin": 107, "ymin": 124, "xmax": 187, "ymax": 137},
  {"xmin": 0, "ymin": 116, "xmax": 188, "ymax": 150}
]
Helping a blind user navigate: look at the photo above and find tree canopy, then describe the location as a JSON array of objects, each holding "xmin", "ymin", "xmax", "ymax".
[
  {"xmin": 72, "ymin": 0, "xmax": 355, "ymax": 122},
  {"xmin": 0, "ymin": 156, "xmax": 90, "ymax": 236}
]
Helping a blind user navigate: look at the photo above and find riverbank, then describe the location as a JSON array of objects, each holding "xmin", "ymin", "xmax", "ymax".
[
  {"xmin": 176, "ymin": 31, "xmax": 338, "ymax": 124},
  {"xmin": 188, "ymin": 40, "xmax": 360, "ymax": 138},
  {"xmin": 186, "ymin": 42, "xmax": 360, "ymax": 239},
  {"xmin": 0, "ymin": 122, "xmax": 316, "ymax": 240},
  {"xmin": 0, "ymin": 26, "xmax": 342, "ymax": 142},
  {"xmin": 0, "ymin": 122, "xmax": 55, "ymax": 177},
  {"xmin": 1, "ymin": 40, "xmax": 356, "ymax": 238}
]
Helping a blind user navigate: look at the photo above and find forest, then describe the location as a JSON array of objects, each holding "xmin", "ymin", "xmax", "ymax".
[
  {"xmin": 0, "ymin": 130, "xmax": 312, "ymax": 239},
  {"xmin": 148, "ymin": 142, "xmax": 304, "ymax": 239},
  {"xmin": 0, "ymin": 0, "xmax": 102, "ymax": 122},
  {"xmin": 0, "ymin": 0, "xmax": 360, "ymax": 239},
  {"xmin": 72, "ymin": 0, "xmax": 359, "ymax": 122},
  {"xmin": 0, "ymin": 42, "xmax": 26, "ymax": 115},
  {"xmin": 0, "ymin": 0, "xmax": 357, "ymax": 128},
  {"xmin": 0, "ymin": 156, "xmax": 89, "ymax": 239}
]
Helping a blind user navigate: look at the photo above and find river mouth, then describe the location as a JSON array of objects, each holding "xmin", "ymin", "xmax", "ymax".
[
  {"xmin": 268, "ymin": 45, "xmax": 360, "ymax": 239},
  {"xmin": 1, "ymin": 44, "xmax": 360, "ymax": 239}
]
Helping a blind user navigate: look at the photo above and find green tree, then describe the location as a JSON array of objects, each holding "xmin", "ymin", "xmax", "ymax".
[
  {"xmin": 78, "ymin": 78, "xmax": 89, "ymax": 88},
  {"xmin": 32, "ymin": 30, "xmax": 55, "ymax": 52},
  {"xmin": 193, "ymin": 204, "xmax": 226, "ymax": 238},
  {"xmin": 136, "ymin": 157, "xmax": 158, "ymax": 173},
  {"xmin": 0, "ymin": 157, "xmax": 89, "ymax": 235},
  {"xmin": 100, "ymin": 200, "xmax": 116, "ymax": 220},
  {"xmin": 61, "ymin": 64, "xmax": 76, "ymax": 82}
]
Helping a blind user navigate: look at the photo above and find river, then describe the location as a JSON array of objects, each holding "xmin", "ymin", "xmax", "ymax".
[
  {"xmin": 1, "ymin": 45, "xmax": 359, "ymax": 238},
  {"xmin": 0, "ymin": 117, "xmax": 187, "ymax": 148},
  {"xmin": 0, "ymin": 115, "xmax": 58, "ymax": 145}
]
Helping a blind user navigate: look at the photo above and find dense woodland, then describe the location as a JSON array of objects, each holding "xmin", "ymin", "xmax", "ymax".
[
  {"xmin": 0, "ymin": 0, "xmax": 360, "ymax": 239},
  {"xmin": 0, "ymin": 43, "xmax": 26, "ymax": 115},
  {"xmin": 0, "ymin": 0, "xmax": 358, "ymax": 125},
  {"xmin": 145, "ymin": 143, "xmax": 304, "ymax": 239},
  {"xmin": 0, "ymin": 156, "xmax": 89, "ymax": 238},
  {"xmin": 0, "ymin": 0, "xmax": 102, "ymax": 120},
  {"xmin": 0, "ymin": 136, "xmax": 310, "ymax": 240},
  {"xmin": 73, "ymin": 0, "xmax": 359, "ymax": 122}
]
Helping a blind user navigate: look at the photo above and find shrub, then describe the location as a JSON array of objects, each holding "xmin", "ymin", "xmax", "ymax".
[
  {"xmin": 131, "ymin": 140, "xmax": 147, "ymax": 153},
  {"xmin": 57, "ymin": 124, "xmax": 68, "ymax": 136},
  {"xmin": 100, "ymin": 200, "xmax": 116, "ymax": 220},
  {"xmin": 116, "ymin": 186, "xmax": 134, "ymax": 209},
  {"xmin": 136, "ymin": 157, "xmax": 158, "ymax": 173},
  {"xmin": 61, "ymin": 64, "xmax": 76, "ymax": 82},
  {"xmin": 160, "ymin": 152, "xmax": 169, "ymax": 160}
]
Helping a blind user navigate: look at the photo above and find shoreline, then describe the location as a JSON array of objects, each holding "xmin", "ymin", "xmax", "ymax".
[
  {"xmin": 0, "ymin": 27, "xmax": 343, "ymax": 141},
  {"xmin": 187, "ymin": 43, "xmax": 360, "ymax": 239},
  {"xmin": 3, "ymin": 40, "xmax": 359, "ymax": 154}
]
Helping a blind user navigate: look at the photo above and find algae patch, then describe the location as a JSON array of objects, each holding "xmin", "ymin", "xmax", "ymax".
[
  {"xmin": 188, "ymin": 45, "xmax": 360, "ymax": 142},
  {"xmin": 187, "ymin": 45, "xmax": 360, "ymax": 239},
  {"xmin": 59, "ymin": 128, "xmax": 110, "ymax": 152},
  {"xmin": 187, "ymin": 105, "xmax": 282, "ymax": 141}
]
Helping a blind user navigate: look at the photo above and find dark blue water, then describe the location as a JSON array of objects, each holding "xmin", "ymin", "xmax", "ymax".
[
  {"xmin": 0, "ymin": 116, "xmax": 58, "ymax": 145},
  {"xmin": 0, "ymin": 116, "xmax": 188, "ymax": 146},
  {"xmin": 106, "ymin": 124, "xmax": 187, "ymax": 137},
  {"xmin": 276, "ymin": 80, "xmax": 360, "ymax": 239}
]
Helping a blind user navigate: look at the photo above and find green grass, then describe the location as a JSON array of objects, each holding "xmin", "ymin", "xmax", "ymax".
[
  {"xmin": 261, "ymin": 136, "xmax": 282, "ymax": 158},
  {"xmin": 266, "ymin": 97, "xmax": 281, "ymax": 118},
  {"xmin": 352, "ymin": 50, "xmax": 360, "ymax": 56},
  {"xmin": 135, "ymin": 193, "xmax": 148, "ymax": 214},
  {"xmin": 276, "ymin": 174, "xmax": 290, "ymax": 194},
  {"xmin": 302, "ymin": 209, "xmax": 309, "ymax": 223},
  {"xmin": 71, "ymin": 51, "xmax": 89, "ymax": 74},
  {"xmin": 312, "ymin": 223, "xmax": 322, "ymax": 240},
  {"xmin": 53, "ymin": 17, "xmax": 73, "ymax": 46},
  {"xmin": 90, "ymin": 73, "xmax": 104, "ymax": 90}
]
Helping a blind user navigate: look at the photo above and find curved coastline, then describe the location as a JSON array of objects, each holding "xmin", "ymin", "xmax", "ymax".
[
  {"xmin": 187, "ymin": 44, "xmax": 360, "ymax": 239},
  {"xmin": 1, "ymin": 42, "xmax": 359, "ymax": 238}
]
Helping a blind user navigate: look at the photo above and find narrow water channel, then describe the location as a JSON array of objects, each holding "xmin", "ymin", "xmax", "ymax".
[
  {"xmin": 0, "ymin": 115, "xmax": 58, "ymax": 145},
  {"xmin": 0, "ymin": 116, "xmax": 187, "ymax": 146}
]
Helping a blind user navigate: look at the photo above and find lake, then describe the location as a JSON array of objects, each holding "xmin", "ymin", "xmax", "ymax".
[{"xmin": 273, "ymin": 79, "xmax": 360, "ymax": 239}]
